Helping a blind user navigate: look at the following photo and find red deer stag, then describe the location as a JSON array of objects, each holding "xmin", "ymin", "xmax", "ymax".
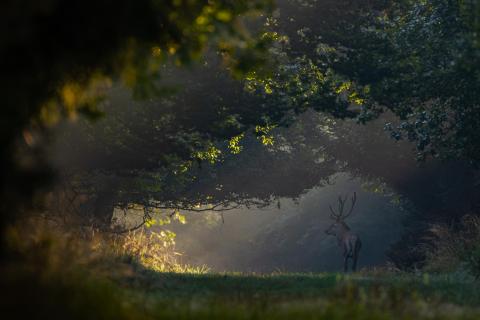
[{"xmin": 325, "ymin": 192, "xmax": 362, "ymax": 272}]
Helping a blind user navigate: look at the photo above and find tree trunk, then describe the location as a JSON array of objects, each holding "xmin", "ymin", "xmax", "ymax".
[{"xmin": 92, "ymin": 190, "xmax": 115, "ymax": 228}]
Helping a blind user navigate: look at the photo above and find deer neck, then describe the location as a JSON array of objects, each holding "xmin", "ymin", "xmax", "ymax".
[{"xmin": 336, "ymin": 222, "xmax": 350, "ymax": 242}]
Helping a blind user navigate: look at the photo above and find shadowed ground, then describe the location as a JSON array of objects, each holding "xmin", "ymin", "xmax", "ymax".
[
  {"xmin": 111, "ymin": 272, "xmax": 480, "ymax": 319},
  {"xmin": 5, "ymin": 265, "xmax": 478, "ymax": 320}
]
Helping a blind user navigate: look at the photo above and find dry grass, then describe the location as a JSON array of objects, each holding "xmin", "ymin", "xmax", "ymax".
[
  {"xmin": 4, "ymin": 217, "xmax": 209, "ymax": 276},
  {"xmin": 118, "ymin": 228, "xmax": 209, "ymax": 274}
]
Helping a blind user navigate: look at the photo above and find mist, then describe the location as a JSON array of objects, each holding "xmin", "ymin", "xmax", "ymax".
[
  {"xmin": 52, "ymin": 83, "xmax": 477, "ymax": 273},
  {"xmin": 169, "ymin": 173, "xmax": 405, "ymax": 272}
]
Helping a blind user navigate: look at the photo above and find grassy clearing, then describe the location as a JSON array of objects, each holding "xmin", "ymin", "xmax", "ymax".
[
  {"xmin": 2, "ymin": 222, "xmax": 480, "ymax": 319},
  {"xmin": 131, "ymin": 272, "xmax": 480, "ymax": 319},
  {"xmin": 5, "ymin": 265, "xmax": 479, "ymax": 319}
]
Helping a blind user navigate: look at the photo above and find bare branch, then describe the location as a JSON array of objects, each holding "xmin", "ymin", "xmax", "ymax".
[{"xmin": 110, "ymin": 219, "xmax": 147, "ymax": 234}]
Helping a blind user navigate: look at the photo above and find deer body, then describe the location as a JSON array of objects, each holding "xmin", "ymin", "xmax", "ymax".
[
  {"xmin": 326, "ymin": 221, "xmax": 362, "ymax": 272},
  {"xmin": 325, "ymin": 192, "xmax": 362, "ymax": 272}
]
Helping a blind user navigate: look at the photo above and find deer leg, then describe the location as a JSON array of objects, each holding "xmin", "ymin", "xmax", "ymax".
[
  {"xmin": 352, "ymin": 240, "xmax": 361, "ymax": 272},
  {"xmin": 352, "ymin": 254, "xmax": 358, "ymax": 272},
  {"xmin": 343, "ymin": 242, "xmax": 352, "ymax": 272}
]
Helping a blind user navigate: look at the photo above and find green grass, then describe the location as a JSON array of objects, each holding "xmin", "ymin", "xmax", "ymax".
[
  {"xmin": 120, "ymin": 271, "xmax": 480, "ymax": 319},
  {"xmin": 3, "ymin": 224, "xmax": 479, "ymax": 319},
  {"xmin": 3, "ymin": 260, "xmax": 480, "ymax": 319}
]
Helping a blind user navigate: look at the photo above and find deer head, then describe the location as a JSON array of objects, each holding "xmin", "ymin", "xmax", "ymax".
[{"xmin": 325, "ymin": 192, "xmax": 357, "ymax": 236}]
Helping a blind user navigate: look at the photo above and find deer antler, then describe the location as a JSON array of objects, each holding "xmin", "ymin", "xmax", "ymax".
[
  {"xmin": 329, "ymin": 192, "xmax": 357, "ymax": 220},
  {"xmin": 329, "ymin": 204, "xmax": 340, "ymax": 219},
  {"xmin": 342, "ymin": 192, "xmax": 357, "ymax": 219},
  {"xmin": 337, "ymin": 195, "xmax": 346, "ymax": 215}
]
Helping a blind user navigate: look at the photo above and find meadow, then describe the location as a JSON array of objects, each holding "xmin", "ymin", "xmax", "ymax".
[
  {"xmin": 130, "ymin": 271, "xmax": 480, "ymax": 319},
  {"xmin": 2, "ymin": 222, "xmax": 479, "ymax": 320},
  {"xmin": 4, "ymin": 262, "xmax": 480, "ymax": 319}
]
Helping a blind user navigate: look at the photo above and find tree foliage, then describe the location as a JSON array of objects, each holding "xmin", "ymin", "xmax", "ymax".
[
  {"xmin": 4, "ymin": 0, "xmax": 480, "ymax": 243},
  {"xmin": 0, "ymin": 0, "xmax": 274, "ymax": 228},
  {"xmin": 263, "ymin": 0, "xmax": 480, "ymax": 164},
  {"xmin": 48, "ymin": 0, "xmax": 480, "ymax": 231}
]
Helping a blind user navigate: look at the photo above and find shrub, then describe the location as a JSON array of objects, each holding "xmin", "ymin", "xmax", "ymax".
[
  {"xmin": 4, "ymin": 217, "xmax": 209, "ymax": 278},
  {"xmin": 117, "ymin": 228, "xmax": 209, "ymax": 274},
  {"xmin": 423, "ymin": 214, "xmax": 480, "ymax": 278}
]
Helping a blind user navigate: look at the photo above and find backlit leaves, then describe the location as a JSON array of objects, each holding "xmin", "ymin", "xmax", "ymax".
[
  {"xmin": 195, "ymin": 145, "xmax": 223, "ymax": 164},
  {"xmin": 228, "ymin": 133, "xmax": 245, "ymax": 154}
]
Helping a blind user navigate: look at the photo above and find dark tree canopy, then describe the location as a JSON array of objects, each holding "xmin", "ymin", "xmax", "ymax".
[
  {"xmin": 0, "ymin": 0, "xmax": 274, "ymax": 228},
  {"xmin": 263, "ymin": 0, "xmax": 480, "ymax": 163},
  {"xmin": 43, "ymin": 0, "xmax": 480, "ymax": 234}
]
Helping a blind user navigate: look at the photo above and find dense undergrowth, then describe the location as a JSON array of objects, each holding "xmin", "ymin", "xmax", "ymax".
[
  {"xmin": 1, "ymin": 220, "xmax": 480, "ymax": 319},
  {"xmin": 423, "ymin": 214, "xmax": 480, "ymax": 278}
]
